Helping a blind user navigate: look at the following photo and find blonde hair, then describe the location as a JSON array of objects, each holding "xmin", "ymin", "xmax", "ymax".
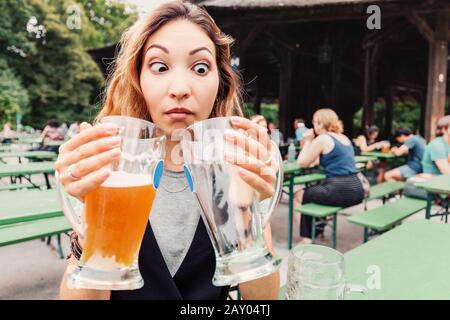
[
  {"xmin": 313, "ymin": 108, "xmax": 344, "ymax": 134},
  {"xmin": 97, "ymin": 0, "xmax": 243, "ymax": 120}
]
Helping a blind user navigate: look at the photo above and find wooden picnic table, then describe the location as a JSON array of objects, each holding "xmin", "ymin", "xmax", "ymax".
[
  {"xmin": 0, "ymin": 189, "xmax": 70, "ymax": 258},
  {"xmin": 0, "ymin": 161, "xmax": 55, "ymax": 189},
  {"xmin": 278, "ymin": 220, "xmax": 450, "ymax": 299},
  {"xmin": 282, "ymin": 161, "xmax": 326, "ymax": 249},
  {"xmin": 0, "ymin": 151, "xmax": 57, "ymax": 163},
  {"xmin": 345, "ymin": 220, "xmax": 450, "ymax": 299},
  {"xmin": 415, "ymin": 174, "xmax": 450, "ymax": 220},
  {"xmin": 0, "ymin": 189, "xmax": 61, "ymax": 226},
  {"xmin": 361, "ymin": 151, "xmax": 398, "ymax": 159}
]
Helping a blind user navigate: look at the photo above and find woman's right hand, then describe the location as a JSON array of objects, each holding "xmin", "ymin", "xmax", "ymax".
[{"xmin": 55, "ymin": 122, "xmax": 122, "ymax": 202}]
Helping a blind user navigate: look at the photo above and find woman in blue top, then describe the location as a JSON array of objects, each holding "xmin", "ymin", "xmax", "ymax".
[{"xmin": 294, "ymin": 109, "xmax": 364, "ymax": 244}]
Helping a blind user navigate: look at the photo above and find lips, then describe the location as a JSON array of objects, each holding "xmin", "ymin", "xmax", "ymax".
[
  {"xmin": 164, "ymin": 107, "xmax": 193, "ymax": 121},
  {"xmin": 165, "ymin": 107, "xmax": 193, "ymax": 115}
]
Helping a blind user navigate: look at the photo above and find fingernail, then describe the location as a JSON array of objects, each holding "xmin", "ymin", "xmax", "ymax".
[
  {"xmin": 109, "ymin": 147, "xmax": 121, "ymax": 158},
  {"xmin": 224, "ymin": 130, "xmax": 237, "ymax": 141},
  {"xmin": 104, "ymin": 123, "xmax": 119, "ymax": 133},
  {"xmin": 99, "ymin": 168, "xmax": 110, "ymax": 178},
  {"xmin": 239, "ymin": 168, "xmax": 249, "ymax": 176},
  {"xmin": 106, "ymin": 136, "xmax": 121, "ymax": 146},
  {"xmin": 230, "ymin": 116, "xmax": 241, "ymax": 123}
]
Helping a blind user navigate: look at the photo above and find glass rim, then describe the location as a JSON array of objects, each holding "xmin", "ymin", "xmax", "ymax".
[
  {"xmin": 96, "ymin": 115, "xmax": 162, "ymax": 131},
  {"xmin": 186, "ymin": 116, "xmax": 232, "ymax": 131},
  {"xmin": 291, "ymin": 244, "xmax": 344, "ymax": 266},
  {"xmin": 96, "ymin": 115, "xmax": 165, "ymax": 140}
]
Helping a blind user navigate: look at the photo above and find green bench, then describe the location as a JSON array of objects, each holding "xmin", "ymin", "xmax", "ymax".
[
  {"xmin": 295, "ymin": 203, "xmax": 342, "ymax": 249},
  {"xmin": 364, "ymin": 181, "xmax": 405, "ymax": 209},
  {"xmin": 283, "ymin": 173, "xmax": 326, "ymax": 188},
  {"xmin": 0, "ymin": 216, "xmax": 71, "ymax": 258},
  {"xmin": 347, "ymin": 197, "xmax": 427, "ymax": 242},
  {"xmin": 284, "ymin": 173, "xmax": 326, "ymax": 249},
  {"xmin": 0, "ymin": 183, "xmax": 42, "ymax": 191}
]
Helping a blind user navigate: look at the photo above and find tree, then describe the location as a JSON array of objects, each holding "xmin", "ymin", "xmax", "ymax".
[
  {"xmin": 0, "ymin": 0, "xmax": 137, "ymax": 129},
  {"xmin": 0, "ymin": 60, "xmax": 29, "ymax": 126}
]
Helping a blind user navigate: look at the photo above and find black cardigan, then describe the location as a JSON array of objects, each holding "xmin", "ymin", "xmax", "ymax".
[{"xmin": 110, "ymin": 220, "xmax": 230, "ymax": 300}]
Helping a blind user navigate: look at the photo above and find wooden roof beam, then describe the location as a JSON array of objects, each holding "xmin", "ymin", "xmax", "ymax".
[{"xmin": 407, "ymin": 12, "xmax": 435, "ymax": 43}]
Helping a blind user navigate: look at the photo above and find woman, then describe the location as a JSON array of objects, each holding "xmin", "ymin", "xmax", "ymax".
[
  {"xmin": 294, "ymin": 109, "xmax": 364, "ymax": 244},
  {"xmin": 354, "ymin": 125, "xmax": 389, "ymax": 182},
  {"xmin": 354, "ymin": 125, "xmax": 386, "ymax": 154},
  {"xmin": 56, "ymin": 1, "xmax": 279, "ymax": 300}
]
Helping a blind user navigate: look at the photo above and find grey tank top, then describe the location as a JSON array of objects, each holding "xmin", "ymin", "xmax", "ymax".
[{"xmin": 149, "ymin": 169, "xmax": 201, "ymax": 277}]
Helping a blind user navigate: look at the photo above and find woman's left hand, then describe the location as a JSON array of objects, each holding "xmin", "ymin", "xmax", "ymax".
[{"xmin": 224, "ymin": 116, "xmax": 278, "ymax": 201}]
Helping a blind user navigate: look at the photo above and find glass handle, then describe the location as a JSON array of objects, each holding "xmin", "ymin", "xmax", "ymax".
[
  {"xmin": 260, "ymin": 140, "xmax": 284, "ymax": 227},
  {"xmin": 55, "ymin": 170, "xmax": 85, "ymax": 237}
]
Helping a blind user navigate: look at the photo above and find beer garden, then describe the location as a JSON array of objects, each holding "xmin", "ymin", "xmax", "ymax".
[{"xmin": 1, "ymin": 0, "xmax": 450, "ymax": 299}]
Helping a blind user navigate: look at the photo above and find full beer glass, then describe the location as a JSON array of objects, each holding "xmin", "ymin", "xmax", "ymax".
[
  {"xmin": 57, "ymin": 116, "xmax": 165, "ymax": 290},
  {"xmin": 180, "ymin": 117, "xmax": 283, "ymax": 286}
]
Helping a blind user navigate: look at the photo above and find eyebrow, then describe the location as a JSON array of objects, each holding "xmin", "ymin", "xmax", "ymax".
[{"xmin": 145, "ymin": 44, "xmax": 213, "ymax": 57}]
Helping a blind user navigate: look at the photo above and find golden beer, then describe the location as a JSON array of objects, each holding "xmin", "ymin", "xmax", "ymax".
[{"xmin": 83, "ymin": 171, "xmax": 156, "ymax": 267}]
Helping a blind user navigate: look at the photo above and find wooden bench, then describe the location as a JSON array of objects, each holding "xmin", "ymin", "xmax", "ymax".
[
  {"xmin": 283, "ymin": 173, "xmax": 326, "ymax": 188},
  {"xmin": 0, "ymin": 183, "xmax": 42, "ymax": 192},
  {"xmin": 284, "ymin": 173, "xmax": 326, "ymax": 249},
  {"xmin": 366, "ymin": 181, "xmax": 405, "ymax": 203},
  {"xmin": 0, "ymin": 216, "xmax": 71, "ymax": 258},
  {"xmin": 295, "ymin": 203, "xmax": 342, "ymax": 248},
  {"xmin": 347, "ymin": 197, "xmax": 427, "ymax": 242}
]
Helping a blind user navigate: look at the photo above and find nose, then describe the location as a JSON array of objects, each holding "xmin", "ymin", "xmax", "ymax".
[{"xmin": 168, "ymin": 70, "xmax": 191, "ymax": 101}]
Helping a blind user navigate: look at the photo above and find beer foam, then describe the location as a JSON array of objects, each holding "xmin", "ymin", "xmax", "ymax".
[{"xmin": 101, "ymin": 171, "xmax": 153, "ymax": 188}]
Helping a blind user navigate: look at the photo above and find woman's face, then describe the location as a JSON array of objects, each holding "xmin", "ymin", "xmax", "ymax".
[
  {"xmin": 369, "ymin": 130, "xmax": 379, "ymax": 140},
  {"xmin": 140, "ymin": 19, "xmax": 219, "ymax": 136}
]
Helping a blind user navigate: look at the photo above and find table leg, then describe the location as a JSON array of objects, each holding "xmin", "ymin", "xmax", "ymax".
[
  {"xmin": 425, "ymin": 193, "xmax": 432, "ymax": 220},
  {"xmin": 288, "ymin": 176, "xmax": 294, "ymax": 249},
  {"xmin": 44, "ymin": 173, "xmax": 51, "ymax": 189},
  {"xmin": 332, "ymin": 213, "xmax": 337, "ymax": 249},
  {"xmin": 311, "ymin": 217, "xmax": 316, "ymax": 243}
]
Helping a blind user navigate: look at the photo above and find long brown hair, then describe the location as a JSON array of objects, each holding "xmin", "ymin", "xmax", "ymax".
[{"xmin": 97, "ymin": 0, "xmax": 243, "ymax": 121}]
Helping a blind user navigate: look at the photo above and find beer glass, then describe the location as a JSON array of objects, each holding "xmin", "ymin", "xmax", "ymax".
[
  {"xmin": 57, "ymin": 116, "xmax": 165, "ymax": 290},
  {"xmin": 285, "ymin": 244, "xmax": 366, "ymax": 300},
  {"xmin": 180, "ymin": 117, "xmax": 283, "ymax": 286}
]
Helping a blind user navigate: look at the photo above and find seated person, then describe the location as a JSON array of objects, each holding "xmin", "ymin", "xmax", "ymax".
[
  {"xmin": 354, "ymin": 125, "xmax": 389, "ymax": 182},
  {"xmin": 0, "ymin": 122, "xmax": 15, "ymax": 144},
  {"xmin": 384, "ymin": 127, "xmax": 426, "ymax": 181},
  {"xmin": 421, "ymin": 115, "xmax": 450, "ymax": 176},
  {"xmin": 38, "ymin": 119, "xmax": 65, "ymax": 152},
  {"xmin": 354, "ymin": 125, "xmax": 388, "ymax": 154},
  {"xmin": 294, "ymin": 108, "xmax": 364, "ymax": 244}
]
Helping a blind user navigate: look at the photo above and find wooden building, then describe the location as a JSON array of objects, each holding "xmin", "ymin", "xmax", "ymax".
[
  {"xmin": 90, "ymin": 0, "xmax": 449, "ymax": 140},
  {"xmin": 195, "ymin": 0, "xmax": 449, "ymax": 140}
]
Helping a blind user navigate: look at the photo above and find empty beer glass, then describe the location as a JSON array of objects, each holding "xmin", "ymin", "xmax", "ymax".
[
  {"xmin": 180, "ymin": 117, "xmax": 283, "ymax": 286},
  {"xmin": 57, "ymin": 116, "xmax": 165, "ymax": 290},
  {"xmin": 285, "ymin": 244, "xmax": 366, "ymax": 300}
]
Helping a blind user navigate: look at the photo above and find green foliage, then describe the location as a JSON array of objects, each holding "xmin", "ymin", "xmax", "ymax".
[
  {"xmin": 392, "ymin": 100, "xmax": 421, "ymax": 133},
  {"xmin": 0, "ymin": 60, "xmax": 29, "ymax": 126},
  {"xmin": 353, "ymin": 102, "xmax": 386, "ymax": 136},
  {"xmin": 49, "ymin": 0, "xmax": 137, "ymax": 48},
  {"xmin": 243, "ymin": 102, "xmax": 280, "ymax": 125},
  {"xmin": 353, "ymin": 99, "xmax": 422, "ymax": 137},
  {"xmin": 0, "ymin": 0, "xmax": 137, "ymax": 129}
]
